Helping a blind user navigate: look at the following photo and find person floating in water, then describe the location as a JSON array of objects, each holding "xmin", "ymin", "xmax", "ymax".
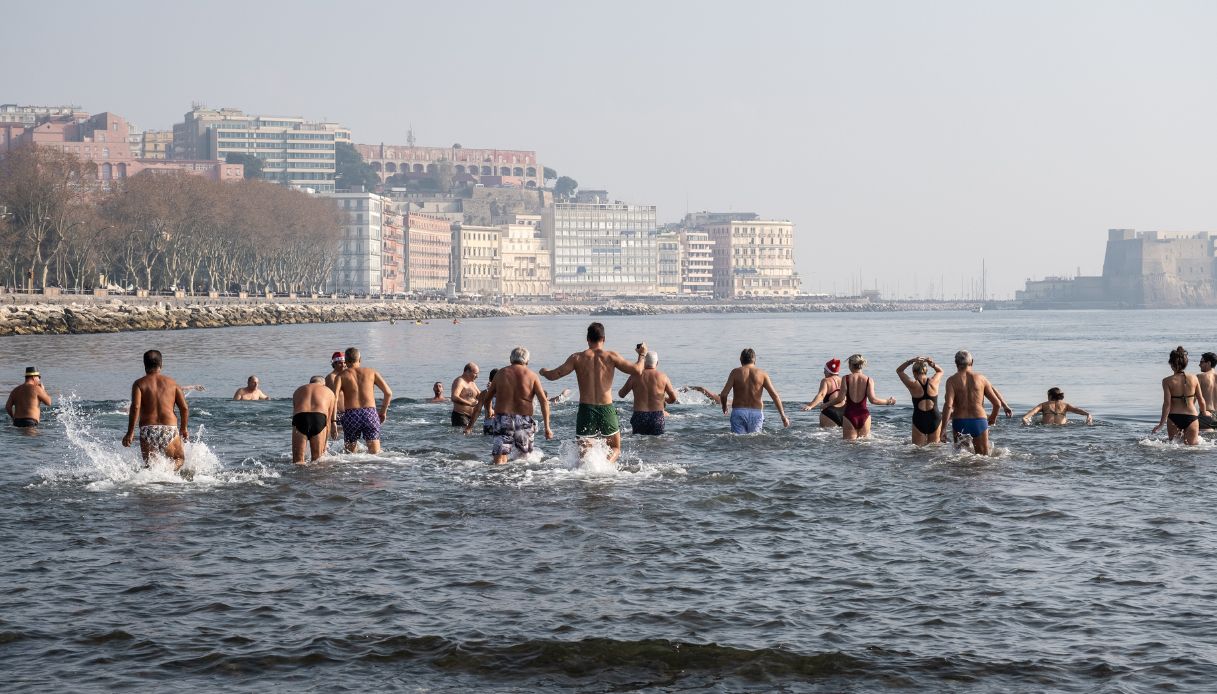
[
  {"xmin": 802, "ymin": 358, "xmax": 844, "ymax": 428},
  {"xmin": 540, "ymin": 321, "xmax": 645, "ymax": 466},
  {"xmin": 824, "ymin": 354, "xmax": 896, "ymax": 440},
  {"xmin": 942, "ymin": 350, "xmax": 1012, "ymax": 455},
  {"xmin": 681, "ymin": 385, "xmax": 721, "ymax": 405},
  {"xmin": 122, "ymin": 350, "xmax": 189, "ymax": 470},
  {"xmin": 618, "ymin": 351, "xmax": 677, "ymax": 435},
  {"xmin": 719, "ymin": 348, "xmax": 790, "ymax": 434},
  {"xmin": 332, "ymin": 347, "xmax": 393, "ymax": 454},
  {"xmin": 548, "ymin": 388, "xmax": 571, "ymax": 404},
  {"xmin": 466, "ymin": 347, "xmax": 553, "ymax": 464},
  {"xmin": 1152, "ymin": 346, "xmax": 1206, "ymax": 445},
  {"xmin": 1022, "ymin": 387, "xmax": 1093, "ymax": 426},
  {"xmin": 6, "ymin": 366, "xmax": 51, "ymax": 428},
  {"xmin": 291, "ymin": 376, "xmax": 337, "ymax": 465},
  {"xmin": 428, "ymin": 381, "xmax": 446, "ymax": 404},
  {"xmin": 449, "ymin": 363, "xmax": 480, "ymax": 425},
  {"xmin": 233, "ymin": 375, "xmax": 269, "ymax": 401},
  {"xmin": 896, "ymin": 356, "xmax": 944, "ymax": 444},
  {"xmin": 1196, "ymin": 352, "xmax": 1217, "ymax": 431}
]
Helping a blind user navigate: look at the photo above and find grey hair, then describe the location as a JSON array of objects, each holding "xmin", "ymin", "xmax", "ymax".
[
  {"xmin": 510, "ymin": 346, "xmax": 530, "ymax": 365},
  {"xmin": 955, "ymin": 350, "xmax": 973, "ymax": 367},
  {"xmin": 848, "ymin": 354, "xmax": 866, "ymax": 371},
  {"xmin": 309, "ymin": 375, "xmax": 325, "ymax": 384},
  {"xmin": 644, "ymin": 351, "xmax": 659, "ymax": 368}
]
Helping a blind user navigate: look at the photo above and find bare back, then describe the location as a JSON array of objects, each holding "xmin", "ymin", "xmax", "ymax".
[
  {"xmin": 493, "ymin": 364, "xmax": 546, "ymax": 417},
  {"xmin": 626, "ymin": 369, "xmax": 675, "ymax": 412},
  {"xmin": 293, "ymin": 383, "xmax": 335, "ymax": 415},
  {"xmin": 572, "ymin": 349, "xmax": 625, "ymax": 405},
  {"xmin": 133, "ymin": 373, "xmax": 184, "ymax": 426},
  {"xmin": 325, "ymin": 368, "xmax": 346, "ymax": 410},
  {"xmin": 946, "ymin": 370, "xmax": 990, "ymax": 419},
  {"xmin": 727, "ymin": 365, "xmax": 769, "ymax": 410},
  {"xmin": 1164, "ymin": 372, "xmax": 1201, "ymax": 415},
  {"xmin": 336, "ymin": 366, "xmax": 381, "ymax": 410},
  {"xmin": 7, "ymin": 383, "xmax": 50, "ymax": 420},
  {"xmin": 1197, "ymin": 370, "xmax": 1217, "ymax": 412}
]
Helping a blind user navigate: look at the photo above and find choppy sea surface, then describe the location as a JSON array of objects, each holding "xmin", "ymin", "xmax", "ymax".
[{"xmin": 2, "ymin": 310, "xmax": 1216, "ymax": 692}]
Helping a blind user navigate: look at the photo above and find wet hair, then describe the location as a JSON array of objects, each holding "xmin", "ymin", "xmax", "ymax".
[
  {"xmin": 644, "ymin": 351, "xmax": 659, "ymax": 368},
  {"xmin": 955, "ymin": 350, "xmax": 973, "ymax": 368},
  {"xmin": 510, "ymin": 346, "xmax": 530, "ymax": 365},
  {"xmin": 487, "ymin": 368, "xmax": 499, "ymax": 383},
  {"xmin": 1048, "ymin": 387, "xmax": 1064, "ymax": 401},
  {"xmin": 740, "ymin": 348, "xmax": 756, "ymax": 365},
  {"xmin": 586, "ymin": 322, "xmax": 605, "ymax": 343},
  {"xmin": 1169, "ymin": 346, "xmax": 1188, "ymax": 372},
  {"xmin": 848, "ymin": 354, "xmax": 866, "ymax": 371},
  {"xmin": 143, "ymin": 349, "xmax": 162, "ymax": 372},
  {"xmin": 912, "ymin": 359, "xmax": 928, "ymax": 376},
  {"xmin": 1203, "ymin": 352, "xmax": 1217, "ymax": 367},
  {"xmin": 309, "ymin": 375, "xmax": 325, "ymax": 384},
  {"xmin": 433, "ymin": 381, "xmax": 443, "ymax": 392},
  {"xmin": 345, "ymin": 347, "xmax": 360, "ymax": 364}
]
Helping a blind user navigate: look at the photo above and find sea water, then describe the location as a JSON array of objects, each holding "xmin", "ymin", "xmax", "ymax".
[{"xmin": 1, "ymin": 310, "xmax": 1215, "ymax": 692}]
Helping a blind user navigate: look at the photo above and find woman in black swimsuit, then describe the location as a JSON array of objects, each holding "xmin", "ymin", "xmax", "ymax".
[
  {"xmin": 1152, "ymin": 346, "xmax": 1207, "ymax": 445},
  {"xmin": 896, "ymin": 356, "xmax": 943, "ymax": 445}
]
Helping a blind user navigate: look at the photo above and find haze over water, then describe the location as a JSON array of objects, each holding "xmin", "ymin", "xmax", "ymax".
[{"xmin": 3, "ymin": 311, "xmax": 1216, "ymax": 691}]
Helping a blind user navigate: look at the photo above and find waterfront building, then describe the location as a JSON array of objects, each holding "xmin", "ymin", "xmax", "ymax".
[
  {"xmin": 657, "ymin": 231, "xmax": 681, "ymax": 294},
  {"xmin": 679, "ymin": 230, "xmax": 714, "ymax": 296},
  {"xmin": 545, "ymin": 199, "xmax": 658, "ymax": 296},
  {"xmin": 327, "ymin": 191, "xmax": 384, "ymax": 295},
  {"xmin": 173, "ymin": 106, "xmax": 350, "ymax": 193},
  {"xmin": 452, "ymin": 224, "xmax": 502, "ymax": 296},
  {"xmin": 500, "ymin": 214, "xmax": 552, "ymax": 297},
  {"xmin": 706, "ymin": 219, "xmax": 801, "ymax": 298},
  {"xmin": 381, "ymin": 206, "xmax": 405, "ymax": 295},
  {"xmin": 404, "ymin": 213, "xmax": 452, "ymax": 293},
  {"xmin": 358, "ymin": 143, "xmax": 542, "ymax": 189}
]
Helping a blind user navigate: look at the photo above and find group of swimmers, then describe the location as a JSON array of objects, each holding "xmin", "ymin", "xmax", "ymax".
[{"xmin": 5, "ymin": 325, "xmax": 1216, "ymax": 471}]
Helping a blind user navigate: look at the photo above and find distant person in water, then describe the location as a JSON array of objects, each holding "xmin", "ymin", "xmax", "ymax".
[
  {"xmin": 540, "ymin": 321, "xmax": 646, "ymax": 465},
  {"xmin": 802, "ymin": 358, "xmax": 845, "ymax": 428},
  {"xmin": 449, "ymin": 363, "xmax": 480, "ymax": 425},
  {"xmin": 719, "ymin": 348, "xmax": 791, "ymax": 434},
  {"xmin": 1022, "ymin": 387, "xmax": 1093, "ymax": 426},
  {"xmin": 428, "ymin": 381, "xmax": 447, "ymax": 404},
  {"xmin": 618, "ymin": 351, "xmax": 677, "ymax": 435},
  {"xmin": 291, "ymin": 376, "xmax": 337, "ymax": 465},
  {"xmin": 548, "ymin": 388, "xmax": 571, "ymax": 403},
  {"xmin": 466, "ymin": 347, "xmax": 553, "ymax": 464},
  {"xmin": 1152, "ymin": 346, "xmax": 1206, "ymax": 445},
  {"xmin": 332, "ymin": 347, "xmax": 393, "ymax": 454},
  {"xmin": 325, "ymin": 352, "xmax": 346, "ymax": 414},
  {"xmin": 941, "ymin": 350, "xmax": 1012, "ymax": 455},
  {"xmin": 122, "ymin": 350, "xmax": 189, "ymax": 470},
  {"xmin": 681, "ymin": 385, "xmax": 721, "ymax": 405},
  {"xmin": 896, "ymin": 356, "xmax": 944, "ymax": 444},
  {"xmin": 1197, "ymin": 352, "xmax": 1217, "ymax": 430},
  {"xmin": 825, "ymin": 354, "xmax": 896, "ymax": 440},
  {"xmin": 233, "ymin": 376, "xmax": 269, "ymax": 401},
  {"xmin": 6, "ymin": 367, "xmax": 51, "ymax": 428}
]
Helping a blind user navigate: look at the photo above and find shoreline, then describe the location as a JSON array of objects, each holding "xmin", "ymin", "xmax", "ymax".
[{"xmin": 0, "ymin": 298, "xmax": 984, "ymax": 336}]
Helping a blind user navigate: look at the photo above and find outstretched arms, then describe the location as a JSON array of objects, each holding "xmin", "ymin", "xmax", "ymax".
[{"xmin": 539, "ymin": 354, "xmax": 577, "ymax": 381}]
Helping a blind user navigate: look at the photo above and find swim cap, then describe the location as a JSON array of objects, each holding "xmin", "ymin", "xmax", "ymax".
[
  {"xmin": 331, "ymin": 352, "xmax": 345, "ymax": 363},
  {"xmin": 824, "ymin": 359, "xmax": 840, "ymax": 375}
]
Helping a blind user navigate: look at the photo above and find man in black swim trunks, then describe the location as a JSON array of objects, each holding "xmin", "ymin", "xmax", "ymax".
[
  {"xmin": 291, "ymin": 376, "xmax": 337, "ymax": 465},
  {"xmin": 618, "ymin": 351, "xmax": 677, "ymax": 435},
  {"xmin": 6, "ymin": 366, "xmax": 51, "ymax": 428},
  {"xmin": 450, "ymin": 363, "xmax": 480, "ymax": 427}
]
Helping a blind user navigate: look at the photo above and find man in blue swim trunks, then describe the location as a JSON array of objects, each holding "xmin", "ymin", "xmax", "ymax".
[
  {"xmin": 618, "ymin": 351, "xmax": 677, "ymax": 435},
  {"xmin": 719, "ymin": 348, "xmax": 791, "ymax": 434},
  {"xmin": 942, "ymin": 350, "xmax": 1012, "ymax": 455}
]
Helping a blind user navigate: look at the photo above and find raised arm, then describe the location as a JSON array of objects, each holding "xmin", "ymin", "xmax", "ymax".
[
  {"xmin": 611, "ymin": 345, "xmax": 646, "ymax": 377},
  {"xmin": 618, "ymin": 374, "xmax": 636, "ymax": 399},
  {"xmin": 37, "ymin": 385, "xmax": 52, "ymax": 407},
  {"xmin": 763, "ymin": 375, "xmax": 790, "ymax": 427},
  {"xmin": 175, "ymin": 387, "xmax": 190, "ymax": 440},
  {"xmin": 374, "ymin": 372, "xmax": 393, "ymax": 422},
  {"xmin": 539, "ymin": 354, "xmax": 577, "ymax": 381},
  {"xmin": 896, "ymin": 358, "xmax": 917, "ymax": 387},
  {"xmin": 1152, "ymin": 379, "xmax": 1170, "ymax": 433},
  {"xmin": 1065, "ymin": 403, "xmax": 1093, "ymax": 425}
]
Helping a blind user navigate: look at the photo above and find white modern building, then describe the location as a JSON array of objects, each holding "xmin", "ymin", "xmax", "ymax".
[
  {"xmin": 679, "ymin": 230, "xmax": 714, "ymax": 296},
  {"xmin": 657, "ymin": 231, "xmax": 681, "ymax": 294},
  {"xmin": 545, "ymin": 200, "xmax": 658, "ymax": 296},
  {"xmin": 327, "ymin": 191, "xmax": 384, "ymax": 295}
]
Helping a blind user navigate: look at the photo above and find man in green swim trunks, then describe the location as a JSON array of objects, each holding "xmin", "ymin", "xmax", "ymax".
[{"xmin": 540, "ymin": 322, "xmax": 646, "ymax": 466}]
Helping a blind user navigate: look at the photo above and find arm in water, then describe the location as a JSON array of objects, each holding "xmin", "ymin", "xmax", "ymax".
[
  {"xmin": 1021, "ymin": 403, "xmax": 1043, "ymax": 426},
  {"xmin": 763, "ymin": 374, "xmax": 791, "ymax": 428},
  {"xmin": 1065, "ymin": 403, "xmax": 1094, "ymax": 425},
  {"xmin": 122, "ymin": 381, "xmax": 141, "ymax": 448}
]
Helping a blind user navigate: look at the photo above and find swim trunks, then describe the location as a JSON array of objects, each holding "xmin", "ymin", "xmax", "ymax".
[
  {"xmin": 490, "ymin": 413, "xmax": 536, "ymax": 458},
  {"xmin": 451, "ymin": 410, "xmax": 473, "ymax": 428},
  {"xmin": 951, "ymin": 418, "xmax": 988, "ymax": 438},
  {"xmin": 912, "ymin": 408, "xmax": 941, "ymax": 436},
  {"xmin": 482, "ymin": 418, "xmax": 493, "ymax": 435},
  {"xmin": 822, "ymin": 406, "xmax": 844, "ymax": 427},
  {"xmin": 576, "ymin": 403, "xmax": 620, "ymax": 438},
  {"xmin": 1168, "ymin": 413, "xmax": 1199, "ymax": 430},
  {"xmin": 339, "ymin": 407, "xmax": 381, "ymax": 444},
  {"xmin": 730, "ymin": 407, "xmax": 764, "ymax": 434},
  {"xmin": 11, "ymin": 418, "xmax": 38, "ymax": 428},
  {"xmin": 139, "ymin": 424, "xmax": 179, "ymax": 450},
  {"xmin": 1199, "ymin": 413, "xmax": 1215, "ymax": 430},
  {"xmin": 292, "ymin": 412, "xmax": 328, "ymax": 438},
  {"xmin": 630, "ymin": 410, "xmax": 666, "ymax": 435}
]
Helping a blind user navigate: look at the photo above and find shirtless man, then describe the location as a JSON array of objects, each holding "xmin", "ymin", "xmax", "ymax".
[
  {"xmin": 540, "ymin": 322, "xmax": 645, "ymax": 465},
  {"xmin": 719, "ymin": 348, "xmax": 791, "ymax": 434},
  {"xmin": 450, "ymin": 363, "xmax": 481, "ymax": 427},
  {"xmin": 465, "ymin": 347, "xmax": 553, "ymax": 464},
  {"xmin": 233, "ymin": 376, "xmax": 269, "ymax": 401},
  {"xmin": 291, "ymin": 376, "xmax": 337, "ymax": 464},
  {"xmin": 6, "ymin": 367, "xmax": 51, "ymax": 428},
  {"xmin": 618, "ymin": 351, "xmax": 677, "ymax": 435},
  {"xmin": 122, "ymin": 350, "xmax": 189, "ymax": 470},
  {"xmin": 331, "ymin": 347, "xmax": 393, "ymax": 454},
  {"xmin": 1197, "ymin": 352, "xmax": 1217, "ymax": 430},
  {"xmin": 941, "ymin": 350, "xmax": 1012, "ymax": 455},
  {"xmin": 325, "ymin": 352, "xmax": 346, "ymax": 413}
]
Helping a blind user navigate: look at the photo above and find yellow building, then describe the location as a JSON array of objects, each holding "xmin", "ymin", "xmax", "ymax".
[
  {"xmin": 500, "ymin": 214, "xmax": 552, "ymax": 297},
  {"xmin": 707, "ymin": 220, "xmax": 801, "ymax": 299},
  {"xmin": 452, "ymin": 224, "xmax": 501, "ymax": 295}
]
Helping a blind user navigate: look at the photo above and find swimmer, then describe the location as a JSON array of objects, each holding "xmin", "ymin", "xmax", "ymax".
[
  {"xmin": 941, "ymin": 350, "xmax": 1012, "ymax": 455},
  {"xmin": 825, "ymin": 354, "xmax": 896, "ymax": 440},
  {"xmin": 465, "ymin": 347, "xmax": 553, "ymax": 464},
  {"xmin": 1152, "ymin": 346, "xmax": 1206, "ymax": 445},
  {"xmin": 121, "ymin": 350, "xmax": 189, "ymax": 470},
  {"xmin": 719, "ymin": 348, "xmax": 790, "ymax": 434},
  {"xmin": 548, "ymin": 388, "xmax": 571, "ymax": 404},
  {"xmin": 429, "ymin": 381, "xmax": 447, "ymax": 404},
  {"xmin": 6, "ymin": 366, "xmax": 51, "ymax": 428},
  {"xmin": 618, "ymin": 351, "xmax": 677, "ymax": 435},
  {"xmin": 1022, "ymin": 387, "xmax": 1092, "ymax": 426},
  {"xmin": 181, "ymin": 384, "xmax": 206, "ymax": 393},
  {"xmin": 449, "ymin": 363, "xmax": 481, "ymax": 426},
  {"xmin": 801, "ymin": 358, "xmax": 845, "ymax": 428},
  {"xmin": 324, "ymin": 351, "xmax": 346, "ymax": 414},
  {"xmin": 540, "ymin": 321, "xmax": 646, "ymax": 466},
  {"xmin": 680, "ymin": 385, "xmax": 721, "ymax": 405},
  {"xmin": 896, "ymin": 356, "xmax": 944, "ymax": 444},
  {"xmin": 1197, "ymin": 352, "xmax": 1217, "ymax": 430},
  {"xmin": 291, "ymin": 376, "xmax": 337, "ymax": 464},
  {"xmin": 233, "ymin": 375, "xmax": 269, "ymax": 401},
  {"xmin": 331, "ymin": 347, "xmax": 393, "ymax": 454}
]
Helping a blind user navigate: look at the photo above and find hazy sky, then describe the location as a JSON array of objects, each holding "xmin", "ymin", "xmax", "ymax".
[{"xmin": 8, "ymin": 1, "xmax": 1217, "ymax": 298}]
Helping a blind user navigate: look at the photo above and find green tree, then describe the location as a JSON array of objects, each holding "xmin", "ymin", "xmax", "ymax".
[
  {"xmin": 225, "ymin": 153, "xmax": 263, "ymax": 180},
  {"xmin": 335, "ymin": 142, "xmax": 380, "ymax": 192},
  {"xmin": 554, "ymin": 175, "xmax": 578, "ymax": 199},
  {"xmin": 543, "ymin": 166, "xmax": 557, "ymax": 182}
]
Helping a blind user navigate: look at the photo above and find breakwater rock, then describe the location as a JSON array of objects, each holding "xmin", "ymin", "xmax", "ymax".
[{"xmin": 0, "ymin": 299, "xmax": 981, "ymax": 336}]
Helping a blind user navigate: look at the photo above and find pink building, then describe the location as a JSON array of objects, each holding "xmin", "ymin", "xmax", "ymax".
[
  {"xmin": 0, "ymin": 111, "xmax": 242, "ymax": 183},
  {"xmin": 357, "ymin": 143, "xmax": 542, "ymax": 189},
  {"xmin": 404, "ymin": 212, "xmax": 453, "ymax": 292}
]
